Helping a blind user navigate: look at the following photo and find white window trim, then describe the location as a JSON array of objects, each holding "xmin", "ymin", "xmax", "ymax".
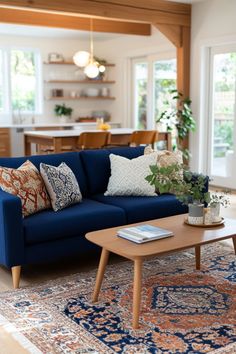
[
  {"xmin": 0, "ymin": 46, "xmax": 43, "ymax": 124},
  {"xmin": 200, "ymin": 42, "xmax": 236, "ymax": 189},
  {"xmin": 131, "ymin": 50, "xmax": 176, "ymax": 130}
]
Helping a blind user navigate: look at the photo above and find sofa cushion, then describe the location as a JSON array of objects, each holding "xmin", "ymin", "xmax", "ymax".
[
  {"xmin": 80, "ymin": 147, "xmax": 145, "ymax": 195},
  {"xmin": 23, "ymin": 198, "xmax": 126, "ymax": 245},
  {"xmin": 0, "ymin": 152, "xmax": 88, "ymax": 197},
  {"xmin": 92, "ymin": 194, "xmax": 188, "ymax": 224}
]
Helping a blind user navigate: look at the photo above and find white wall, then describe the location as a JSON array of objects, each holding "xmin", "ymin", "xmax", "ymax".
[
  {"xmin": 0, "ymin": 27, "xmax": 174, "ymax": 127},
  {"xmin": 190, "ymin": 0, "xmax": 236, "ymax": 172}
]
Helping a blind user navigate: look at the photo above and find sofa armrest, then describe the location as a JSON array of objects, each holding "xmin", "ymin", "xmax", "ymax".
[{"xmin": 0, "ymin": 189, "xmax": 25, "ymax": 268}]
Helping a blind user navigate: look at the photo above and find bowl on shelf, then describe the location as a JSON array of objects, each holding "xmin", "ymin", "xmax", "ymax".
[{"xmin": 86, "ymin": 88, "xmax": 100, "ymax": 97}]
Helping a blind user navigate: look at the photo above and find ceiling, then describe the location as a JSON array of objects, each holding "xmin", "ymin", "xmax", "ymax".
[
  {"xmin": 0, "ymin": 0, "xmax": 207, "ymax": 39},
  {"xmin": 0, "ymin": 23, "xmax": 122, "ymax": 40}
]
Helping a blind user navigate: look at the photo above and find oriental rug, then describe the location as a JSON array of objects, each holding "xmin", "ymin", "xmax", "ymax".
[{"xmin": 0, "ymin": 242, "xmax": 235, "ymax": 354}]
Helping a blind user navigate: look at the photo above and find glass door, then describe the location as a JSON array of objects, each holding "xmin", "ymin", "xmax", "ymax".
[
  {"xmin": 208, "ymin": 46, "xmax": 236, "ymax": 189},
  {"xmin": 132, "ymin": 54, "xmax": 176, "ymax": 131}
]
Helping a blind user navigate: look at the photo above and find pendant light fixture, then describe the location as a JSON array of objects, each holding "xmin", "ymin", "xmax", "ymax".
[{"xmin": 73, "ymin": 18, "xmax": 106, "ymax": 79}]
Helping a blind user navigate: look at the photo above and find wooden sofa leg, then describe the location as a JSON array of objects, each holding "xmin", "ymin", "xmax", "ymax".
[{"xmin": 11, "ymin": 266, "xmax": 21, "ymax": 289}]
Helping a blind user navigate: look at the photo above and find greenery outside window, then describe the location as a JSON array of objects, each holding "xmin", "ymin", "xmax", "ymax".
[
  {"xmin": 0, "ymin": 47, "xmax": 42, "ymax": 121},
  {"xmin": 11, "ymin": 49, "xmax": 42, "ymax": 115}
]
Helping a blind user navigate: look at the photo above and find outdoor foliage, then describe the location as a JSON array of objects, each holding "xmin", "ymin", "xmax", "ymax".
[{"xmin": 156, "ymin": 89, "xmax": 196, "ymax": 159}]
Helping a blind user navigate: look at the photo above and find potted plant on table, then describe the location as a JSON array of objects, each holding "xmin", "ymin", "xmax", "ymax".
[
  {"xmin": 145, "ymin": 163, "xmax": 210, "ymax": 225},
  {"xmin": 54, "ymin": 104, "xmax": 73, "ymax": 123},
  {"xmin": 208, "ymin": 191, "xmax": 230, "ymax": 222}
]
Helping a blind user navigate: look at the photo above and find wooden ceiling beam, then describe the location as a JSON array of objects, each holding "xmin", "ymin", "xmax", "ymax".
[
  {"xmin": 155, "ymin": 24, "xmax": 182, "ymax": 48},
  {"xmin": 0, "ymin": 1, "xmax": 191, "ymax": 26},
  {"xmin": 0, "ymin": 8, "xmax": 151, "ymax": 35}
]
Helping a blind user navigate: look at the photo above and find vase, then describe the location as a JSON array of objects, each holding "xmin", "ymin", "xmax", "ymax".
[
  {"xmin": 188, "ymin": 203, "xmax": 204, "ymax": 225},
  {"xmin": 58, "ymin": 116, "xmax": 68, "ymax": 124},
  {"xmin": 210, "ymin": 203, "xmax": 221, "ymax": 222}
]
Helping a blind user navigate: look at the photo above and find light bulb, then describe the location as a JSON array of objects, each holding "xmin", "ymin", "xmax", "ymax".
[
  {"xmin": 84, "ymin": 63, "xmax": 99, "ymax": 79},
  {"xmin": 99, "ymin": 65, "xmax": 106, "ymax": 73},
  {"xmin": 73, "ymin": 51, "xmax": 90, "ymax": 67}
]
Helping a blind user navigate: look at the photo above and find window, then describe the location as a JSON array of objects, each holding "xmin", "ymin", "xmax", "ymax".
[
  {"xmin": 133, "ymin": 61, "xmax": 148, "ymax": 129},
  {"xmin": 0, "ymin": 48, "xmax": 42, "ymax": 120},
  {"xmin": 132, "ymin": 55, "xmax": 176, "ymax": 130},
  {"xmin": 206, "ymin": 45, "xmax": 236, "ymax": 189},
  {"xmin": 153, "ymin": 59, "xmax": 176, "ymax": 122}
]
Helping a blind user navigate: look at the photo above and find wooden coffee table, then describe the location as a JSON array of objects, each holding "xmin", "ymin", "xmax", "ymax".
[{"xmin": 86, "ymin": 214, "xmax": 236, "ymax": 329}]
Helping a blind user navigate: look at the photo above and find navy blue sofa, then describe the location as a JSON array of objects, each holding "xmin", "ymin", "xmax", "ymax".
[{"xmin": 0, "ymin": 147, "xmax": 189, "ymax": 287}]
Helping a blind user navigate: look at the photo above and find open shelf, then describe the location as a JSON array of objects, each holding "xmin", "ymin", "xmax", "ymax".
[
  {"xmin": 44, "ymin": 80, "xmax": 115, "ymax": 84},
  {"xmin": 44, "ymin": 61, "xmax": 115, "ymax": 67},
  {"xmin": 46, "ymin": 96, "xmax": 115, "ymax": 101}
]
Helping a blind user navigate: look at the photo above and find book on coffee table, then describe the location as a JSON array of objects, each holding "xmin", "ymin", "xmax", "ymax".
[{"xmin": 117, "ymin": 224, "xmax": 174, "ymax": 243}]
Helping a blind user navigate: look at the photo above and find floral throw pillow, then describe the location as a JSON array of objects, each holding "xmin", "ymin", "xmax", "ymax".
[
  {"xmin": 40, "ymin": 162, "xmax": 82, "ymax": 211},
  {"xmin": 0, "ymin": 160, "xmax": 51, "ymax": 217},
  {"xmin": 144, "ymin": 146, "xmax": 183, "ymax": 167}
]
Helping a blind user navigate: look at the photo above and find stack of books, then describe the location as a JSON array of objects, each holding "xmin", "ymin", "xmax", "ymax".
[{"xmin": 117, "ymin": 224, "xmax": 174, "ymax": 244}]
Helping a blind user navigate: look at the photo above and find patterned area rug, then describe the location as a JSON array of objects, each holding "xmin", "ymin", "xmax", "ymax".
[{"xmin": 0, "ymin": 242, "xmax": 235, "ymax": 354}]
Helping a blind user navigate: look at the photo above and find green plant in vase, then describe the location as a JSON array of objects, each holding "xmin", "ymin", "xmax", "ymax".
[
  {"xmin": 208, "ymin": 190, "xmax": 230, "ymax": 222},
  {"xmin": 54, "ymin": 104, "xmax": 73, "ymax": 123},
  {"xmin": 146, "ymin": 163, "xmax": 210, "ymax": 225}
]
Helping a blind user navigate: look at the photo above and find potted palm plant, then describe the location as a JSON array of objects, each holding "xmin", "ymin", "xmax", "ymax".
[{"xmin": 54, "ymin": 104, "xmax": 73, "ymax": 123}]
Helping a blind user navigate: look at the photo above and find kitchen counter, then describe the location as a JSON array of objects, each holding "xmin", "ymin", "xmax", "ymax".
[{"xmin": 0, "ymin": 122, "xmax": 121, "ymax": 128}]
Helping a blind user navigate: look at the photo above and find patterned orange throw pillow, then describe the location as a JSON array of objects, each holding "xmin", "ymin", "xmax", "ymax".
[{"xmin": 0, "ymin": 160, "xmax": 51, "ymax": 217}]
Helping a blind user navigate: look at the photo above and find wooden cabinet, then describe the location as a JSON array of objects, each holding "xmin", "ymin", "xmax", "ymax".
[{"xmin": 0, "ymin": 128, "xmax": 11, "ymax": 157}]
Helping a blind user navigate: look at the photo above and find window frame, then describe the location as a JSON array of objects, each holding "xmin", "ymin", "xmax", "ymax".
[
  {"xmin": 131, "ymin": 51, "xmax": 176, "ymax": 130},
  {"xmin": 0, "ymin": 46, "xmax": 42, "ymax": 123}
]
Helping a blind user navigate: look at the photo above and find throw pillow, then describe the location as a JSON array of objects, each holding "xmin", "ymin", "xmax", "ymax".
[
  {"xmin": 105, "ymin": 153, "xmax": 157, "ymax": 196},
  {"xmin": 144, "ymin": 146, "xmax": 183, "ymax": 167},
  {"xmin": 0, "ymin": 160, "xmax": 51, "ymax": 217},
  {"xmin": 40, "ymin": 162, "xmax": 82, "ymax": 211}
]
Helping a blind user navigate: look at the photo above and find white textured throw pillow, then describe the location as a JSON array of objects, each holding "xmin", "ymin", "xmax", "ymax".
[{"xmin": 105, "ymin": 153, "xmax": 157, "ymax": 196}]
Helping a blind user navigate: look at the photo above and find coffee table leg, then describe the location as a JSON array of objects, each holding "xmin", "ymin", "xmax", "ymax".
[
  {"xmin": 195, "ymin": 245, "xmax": 201, "ymax": 270},
  {"xmin": 92, "ymin": 248, "xmax": 110, "ymax": 303},
  {"xmin": 232, "ymin": 236, "xmax": 236, "ymax": 255},
  {"xmin": 133, "ymin": 258, "xmax": 143, "ymax": 329}
]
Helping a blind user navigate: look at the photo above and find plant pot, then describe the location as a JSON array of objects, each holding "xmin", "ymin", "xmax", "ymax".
[
  {"xmin": 210, "ymin": 203, "xmax": 221, "ymax": 222},
  {"xmin": 58, "ymin": 115, "xmax": 68, "ymax": 123},
  {"xmin": 188, "ymin": 203, "xmax": 204, "ymax": 225}
]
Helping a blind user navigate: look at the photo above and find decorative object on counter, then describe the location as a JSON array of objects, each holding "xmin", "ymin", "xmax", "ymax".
[
  {"xmin": 73, "ymin": 18, "xmax": 106, "ymax": 79},
  {"xmin": 75, "ymin": 116, "xmax": 97, "ymax": 123},
  {"xmin": 51, "ymin": 89, "xmax": 64, "ymax": 97},
  {"xmin": 48, "ymin": 53, "xmax": 64, "ymax": 63},
  {"xmin": 54, "ymin": 103, "xmax": 73, "ymax": 123},
  {"xmin": 156, "ymin": 89, "xmax": 196, "ymax": 160},
  {"xmin": 146, "ymin": 163, "xmax": 210, "ymax": 225},
  {"xmin": 91, "ymin": 110, "xmax": 111, "ymax": 122}
]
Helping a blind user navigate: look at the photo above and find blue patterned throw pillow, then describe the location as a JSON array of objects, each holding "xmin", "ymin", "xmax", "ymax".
[{"xmin": 40, "ymin": 162, "xmax": 82, "ymax": 211}]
